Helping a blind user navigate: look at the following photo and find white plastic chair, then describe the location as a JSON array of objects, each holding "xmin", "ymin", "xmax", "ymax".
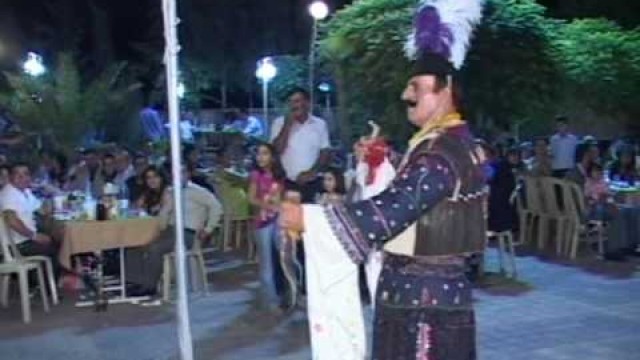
[
  {"xmin": 0, "ymin": 218, "xmax": 50, "ymax": 323},
  {"xmin": 538, "ymin": 177, "xmax": 572, "ymax": 253},
  {"xmin": 562, "ymin": 182, "xmax": 607, "ymax": 259},
  {"xmin": 162, "ymin": 233, "xmax": 210, "ymax": 302},
  {"xmin": 0, "ymin": 216, "xmax": 58, "ymax": 305},
  {"xmin": 486, "ymin": 230, "xmax": 518, "ymax": 278}
]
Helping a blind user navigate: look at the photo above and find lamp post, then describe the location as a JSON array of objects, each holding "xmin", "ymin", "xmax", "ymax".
[
  {"xmin": 255, "ymin": 57, "xmax": 277, "ymax": 133},
  {"xmin": 317, "ymin": 82, "xmax": 331, "ymax": 111},
  {"xmin": 308, "ymin": 1, "xmax": 329, "ymax": 106},
  {"xmin": 23, "ymin": 52, "xmax": 46, "ymax": 77}
]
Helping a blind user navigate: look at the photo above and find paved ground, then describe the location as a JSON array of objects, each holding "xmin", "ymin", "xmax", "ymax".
[{"xmin": 0, "ymin": 248, "xmax": 639, "ymax": 360}]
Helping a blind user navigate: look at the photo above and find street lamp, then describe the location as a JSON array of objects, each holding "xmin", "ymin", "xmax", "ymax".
[
  {"xmin": 308, "ymin": 1, "xmax": 329, "ymax": 20},
  {"xmin": 23, "ymin": 52, "xmax": 46, "ymax": 77},
  {"xmin": 317, "ymin": 81, "xmax": 331, "ymax": 112},
  {"xmin": 255, "ymin": 57, "xmax": 277, "ymax": 132},
  {"xmin": 308, "ymin": 1, "xmax": 329, "ymax": 106}
]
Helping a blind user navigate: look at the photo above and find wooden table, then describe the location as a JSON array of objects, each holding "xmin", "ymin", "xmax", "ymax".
[
  {"xmin": 59, "ymin": 217, "xmax": 162, "ymax": 268},
  {"xmin": 57, "ymin": 217, "xmax": 162, "ymax": 307}
]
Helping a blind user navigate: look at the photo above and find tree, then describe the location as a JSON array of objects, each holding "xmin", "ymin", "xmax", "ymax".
[
  {"xmin": 463, "ymin": 0, "xmax": 561, "ymax": 136},
  {"xmin": 551, "ymin": 19, "xmax": 640, "ymax": 127},
  {"xmin": 321, "ymin": 0, "xmax": 563, "ymax": 144},
  {"xmin": 320, "ymin": 0, "xmax": 640, "ymax": 143},
  {"xmin": 321, "ymin": 0, "xmax": 415, "ymax": 145},
  {"xmin": 0, "ymin": 53, "xmax": 142, "ymax": 151}
]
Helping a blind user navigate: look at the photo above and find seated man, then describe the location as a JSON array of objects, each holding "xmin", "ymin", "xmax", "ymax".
[
  {"xmin": 126, "ymin": 165, "xmax": 223, "ymax": 297},
  {"xmin": 0, "ymin": 162, "xmax": 62, "ymax": 279}
]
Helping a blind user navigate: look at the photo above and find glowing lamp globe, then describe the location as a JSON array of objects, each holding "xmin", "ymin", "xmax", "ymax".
[
  {"xmin": 23, "ymin": 52, "xmax": 46, "ymax": 77},
  {"xmin": 308, "ymin": 1, "xmax": 329, "ymax": 20},
  {"xmin": 256, "ymin": 57, "xmax": 277, "ymax": 82}
]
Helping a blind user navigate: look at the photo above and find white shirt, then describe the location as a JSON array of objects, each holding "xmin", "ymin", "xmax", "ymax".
[
  {"xmin": 270, "ymin": 115, "xmax": 330, "ymax": 180},
  {"xmin": 164, "ymin": 182, "xmax": 223, "ymax": 234},
  {"xmin": 243, "ymin": 116, "xmax": 265, "ymax": 138},
  {"xmin": 180, "ymin": 120, "xmax": 194, "ymax": 142},
  {"xmin": 550, "ymin": 133, "xmax": 578, "ymax": 170},
  {"xmin": 0, "ymin": 184, "xmax": 41, "ymax": 244}
]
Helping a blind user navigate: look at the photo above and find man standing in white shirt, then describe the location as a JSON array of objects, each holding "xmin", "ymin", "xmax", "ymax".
[
  {"xmin": 0, "ymin": 163, "xmax": 62, "ymax": 278},
  {"xmin": 550, "ymin": 116, "xmax": 579, "ymax": 177},
  {"xmin": 271, "ymin": 88, "xmax": 330, "ymax": 202}
]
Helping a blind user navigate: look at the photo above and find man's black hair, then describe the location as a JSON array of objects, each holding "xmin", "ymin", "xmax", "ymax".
[
  {"xmin": 9, "ymin": 161, "xmax": 31, "ymax": 174},
  {"xmin": 284, "ymin": 87, "xmax": 310, "ymax": 101}
]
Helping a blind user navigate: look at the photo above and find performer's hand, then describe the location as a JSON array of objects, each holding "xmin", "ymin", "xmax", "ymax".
[
  {"xmin": 280, "ymin": 202, "xmax": 305, "ymax": 236},
  {"xmin": 354, "ymin": 137, "xmax": 375, "ymax": 162}
]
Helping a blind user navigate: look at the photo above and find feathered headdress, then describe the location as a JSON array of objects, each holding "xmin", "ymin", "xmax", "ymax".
[{"xmin": 404, "ymin": 0, "xmax": 484, "ymax": 75}]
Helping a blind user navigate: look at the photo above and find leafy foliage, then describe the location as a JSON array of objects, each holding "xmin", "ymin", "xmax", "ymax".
[
  {"xmin": 321, "ymin": 0, "xmax": 640, "ymax": 143},
  {"xmin": 321, "ymin": 0, "xmax": 415, "ymax": 144},
  {"xmin": 463, "ymin": 0, "xmax": 560, "ymax": 133},
  {"xmin": 551, "ymin": 19, "xmax": 640, "ymax": 118},
  {"xmin": 0, "ymin": 53, "xmax": 142, "ymax": 150},
  {"xmin": 268, "ymin": 55, "xmax": 309, "ymax": 107}
]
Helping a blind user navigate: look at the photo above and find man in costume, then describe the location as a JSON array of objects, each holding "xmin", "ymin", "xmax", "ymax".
[{"xmin": 280, "ymin": 0, "xmax": 486, "ymax": 358}]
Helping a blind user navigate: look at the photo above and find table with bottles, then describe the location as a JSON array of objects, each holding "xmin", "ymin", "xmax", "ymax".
[{"xmin": 54, "ymin": 191, "xmax": 163, "ymax": 307}]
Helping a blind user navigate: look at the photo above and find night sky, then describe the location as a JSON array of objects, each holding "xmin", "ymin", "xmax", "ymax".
[
  {"xmin": 0, "ymin": 0, "xmax": 636, "ymax": 105},
  {"xmin": 0, "ymin": 0, "xmax": 353, "ymax": 66}
]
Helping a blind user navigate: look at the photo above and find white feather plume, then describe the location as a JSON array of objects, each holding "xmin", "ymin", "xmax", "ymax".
[{"xmin": 404, "ymin": 0, "xmax": 484, "ymax": 69}]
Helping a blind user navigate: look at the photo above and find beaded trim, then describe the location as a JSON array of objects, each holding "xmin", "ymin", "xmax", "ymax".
[
  {"xmin": 323, "ymin": 205, "xmax": 370, "ymax": 263},
  {"xmin": 416, "ymin": 323, "xmax": 433, "ymax": 360}
]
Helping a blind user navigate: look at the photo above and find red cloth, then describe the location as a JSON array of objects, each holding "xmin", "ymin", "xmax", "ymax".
[{"xmin": 364, "ymin": 138, "xmax": 390, "ymax": 185}]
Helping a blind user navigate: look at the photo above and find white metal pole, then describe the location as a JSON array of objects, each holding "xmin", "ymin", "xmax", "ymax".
[
  {"xmin": 161, "ymin": 1, "xmax": 194, "ymax": 359},
  {"xmin": 308, "ymin": 18, "xmax": 317, "ymax": 106},
  {"xmin": 262, "ymin": 79, "xmax": 269, "ymax": 135}
]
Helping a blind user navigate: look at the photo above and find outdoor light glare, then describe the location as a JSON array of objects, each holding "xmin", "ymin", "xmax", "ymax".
[
  {"xmin": 309, "ymin": 1, "xmax": 329, "ymax": 20},
  {"xmin": 177, "ymin": 82, "xmax": 186, "ymax": 98},
  {"xmin": 23, "ymin": 52, "xmax": 46, "ymax": 77},
  {"xmin": 317, "ymin": 82, "xmax": 331, "ymax": 93},
  {"xmin": 255, "ymin": 57, "xmax": 277, "ymax": 82}
]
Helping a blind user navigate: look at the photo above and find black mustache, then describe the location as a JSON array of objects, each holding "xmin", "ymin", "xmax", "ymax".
[{"xmin": 404, "ymin": 100, "xmax": 417, "ymax": 107}]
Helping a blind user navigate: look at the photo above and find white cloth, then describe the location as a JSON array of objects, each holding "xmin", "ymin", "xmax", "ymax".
[
  {"xmin": 270, "ymin": 115, "xmax": 330, "ymax": 180},
  {"xmin": 243, "ymin": 116, "xmax": 265, "ymax": 138},
  {"xmin": 0, "ymin": 184, "xmax": 41, "ymax": 244},
  {"xmin": 550, "ymin": 133, "xmax": 578, "ymax": 170},
  {"xmin": 354, "ymin": 158, "xmax": 396, "ymax": 306},
  {"xmin": 180, "ymin": 120, "xmax": 194, "ymax": 142},
  {"xmin": 303, "ymin": 205, "xmax": 366, "ymax": 360}
]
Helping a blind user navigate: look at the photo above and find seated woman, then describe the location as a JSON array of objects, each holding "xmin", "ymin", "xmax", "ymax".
[
  {"xmin": 136, "ymin": 166, "xmax": 171, "ymax": 216},
  {"xmin": 608, "ymin": 145, "xmax": 638, "ymax": 185}
]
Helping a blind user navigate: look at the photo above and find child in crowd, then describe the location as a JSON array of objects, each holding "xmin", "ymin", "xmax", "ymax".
[
  {"xmin": 316, "ymin": 168, "xmax": 346, "ymax": 206},
  {"xmin": 248, "ymin": 143, "xmax": 285, "ymax": 310},
  {"xmin": 585, "ymin": 163, "xmax": 613, "ymax": 221}
]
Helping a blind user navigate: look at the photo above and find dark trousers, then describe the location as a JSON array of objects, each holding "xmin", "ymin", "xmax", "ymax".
[
  {"xmin": 17, "ymin": 239, "xmax": 63, "ymax": 280},
  {"xmin": 125, "ymin": 227, "xmax": 194, "ymax": 290}
]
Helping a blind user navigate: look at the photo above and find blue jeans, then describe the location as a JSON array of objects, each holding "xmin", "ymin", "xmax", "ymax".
[{"xmin": 254, "ymin": 221, "xmax": 280, "ymax": 305}]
